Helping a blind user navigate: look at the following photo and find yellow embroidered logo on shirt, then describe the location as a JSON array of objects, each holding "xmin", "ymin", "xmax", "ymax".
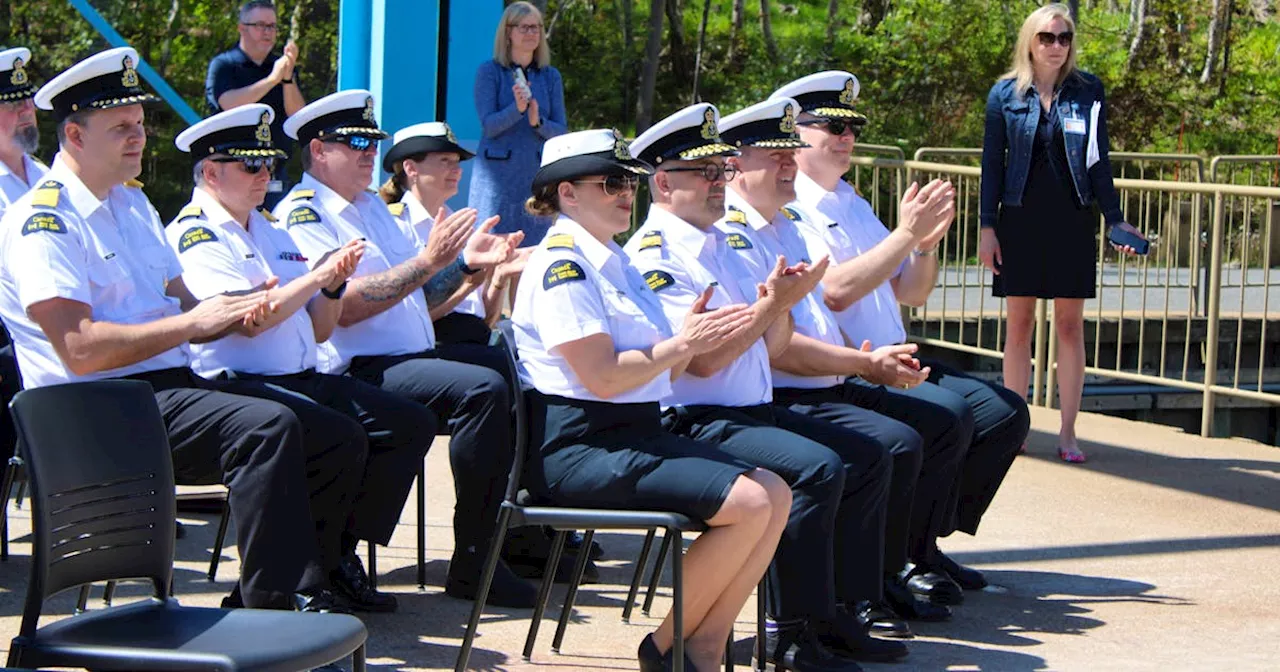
[
  {"xmin": 543, "ymin": 259, "xmax": 586, "ymax": 289},
  {"xmin": 644, "ymin": 269, "xmax": 676, "ymax": 292},
  {"xmin": 178, "ymin": 226, "xmax": 219, "ymax": 252},
  {"xmin": 287, "ymin": 206, "xmax": 322, "ymax": 228},
  {"xmin": 726, "ymin": 233, "xmax": 753, "ymax": 249},
  {"xmin": 545, "ymin": 233, "xmax": 575, "ymax": 250},
  {"xmin": 21, "ymin": 212, "xmax": 66, "ymax": 235}
]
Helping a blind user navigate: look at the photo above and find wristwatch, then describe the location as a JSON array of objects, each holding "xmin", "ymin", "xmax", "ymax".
[
  {"xmin": 458, "ymin": 253, "xmax": 482, "ymax": 276},
  {"xmin": 321, "ymin": 281, "xmax": 347, "ymax": 299},
  {"xmin": 913, "ymin": 244, "xmax": 939, "ymax": 258}
]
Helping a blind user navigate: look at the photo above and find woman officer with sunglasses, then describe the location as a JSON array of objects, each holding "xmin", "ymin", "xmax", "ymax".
[
  {"xmin": 513, "ymin": 129, "xmax": 791, "ymax": 671},
  {"xmin": 979, "ymin": 2, "xmax": 1145, "ymax": 463}
]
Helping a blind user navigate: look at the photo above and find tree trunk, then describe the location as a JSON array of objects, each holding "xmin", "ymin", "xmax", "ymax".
[
  {"xmin": 637, "ymin": 0, "xmax": 666, "ymax": 133},
  {"xmin": 665, "ymin": 0, "xmax": 689, "ymax": 91},
  {"xmin": 728, "ymin": 0, "xmax": 746, "ymax": 61},
  {"xmin": 1067, "ymin": 0, "xmax": 1080, "ymax": 23},
  {"xmin": 619, "ymin": 0, "xmax": 636, "ymax": 127},
  {"xmin": 822, "ymin": 0, "xmax": 840, "ymax": 67},
  {"xmin": 1126, "ymin": 0, "xmax": 1147, "ymax": 69},
  {"xmin": 1218, "ymin": 0, "xmax": 1236, "ymax": 97},
  {"xmin": 758, "ymin": 0, "xmax": 778, "ymax": 62},
  {"xmin": 1201, "ymin": 0, "xmax": 1227, "ymax": 83},
  {"xmin": 863, "ymin": 0, "xmax": 891, "ymax": 30},
  {"xmin": 692, "ymin": 0, "xmax": 712, "ymax": 103},
  {"xmin": 156, "ymin": 0, "xmax": 183, "ymax": 78},
  {"xmin": 546, "ymin": 0, "xmax": 576, "ymax": 39},
  {"xmin": 0, "ymin": 0, "xmax": 11, "ymax": 48}
]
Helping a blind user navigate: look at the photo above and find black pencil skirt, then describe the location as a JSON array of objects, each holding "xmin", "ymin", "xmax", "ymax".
[{"xmin": 992, "ymin": 158, "xmax": 1098, "ymax": 299}]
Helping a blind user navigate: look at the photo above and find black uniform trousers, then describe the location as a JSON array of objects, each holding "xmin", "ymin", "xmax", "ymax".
[
  {"xmin": 0, "ymin": 340, "xmax": 20, "ymax": 463},
  {"xmin": 229, "ymin": 369, "xmax": 437, "ymax": 549},
  {"xmin": 774, "ymin": 383, "xmax": 942, "ymax": 581},
  {"xmin": 662, "ymin": 403, "xmax": 890, "ymax": 620},
  {"xmin": 347, "ymin": 349, "xmax": 512, "ymax": 555},
  {"xmin": 916, "ymin": 360, "xmax": 1030, "ymax": 537},
  {"xmin": 127, "ymin": 367, "xmax": 366, "ymax": 610}
]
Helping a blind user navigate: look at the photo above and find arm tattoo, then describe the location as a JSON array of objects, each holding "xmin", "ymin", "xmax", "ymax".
[
  {"xmin": 423, "ymin": 259, "xmax": 467, "ymax": 308},
  {"xmin": 355, "ymin": 258, "xmax": 433, "ymax": 303}
]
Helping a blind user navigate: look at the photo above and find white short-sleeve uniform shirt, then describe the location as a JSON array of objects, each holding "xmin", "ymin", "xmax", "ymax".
[
  {"xmin": 391, "ymin": 195, "xmax": 485, "ymax": 319},
  {"xmin": 0, "ymin": 155, "xmax": 188, "ymax": 389},
  {"xmin": 791, "ymin": 171, "xmax": 907, "ymax": 348},
  {"xmin": 623, "ymin": 206, "xmax": 772, "ymax": 407},
  {"xmin": 273, "ymin": 173, "xmax": 435, "ymax": 373},
  {"xmin": 0, "ymin": 154, "xmax": 46, "ymax": 218},
  {"xmin": 166, "ymin": 188, "xmax": 318, "ymax": 377},
  {"xmin": 715, "ymin": 187, "xmax": 846, "ymax": 390},
  {"xmin": 513, "ymin": 216, "xmax": 674, "ymax": 404}
]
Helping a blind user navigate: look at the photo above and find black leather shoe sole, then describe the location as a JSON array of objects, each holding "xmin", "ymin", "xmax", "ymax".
[
  {"xmin": 909, "ymin": 580, "xmax": 964, "ymax": 606},
  {"xmin": 332, "ymin": 587, "xmax": 398, "ymax": 613},
  {"xmin": 868, "ymin": 619, "xmax": 914, "ymax": 639}
]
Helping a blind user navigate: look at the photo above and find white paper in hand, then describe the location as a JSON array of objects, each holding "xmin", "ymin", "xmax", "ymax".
[{"xmin": 1086, "ymin": 101, "xmax": 1102, "ymax": 170}]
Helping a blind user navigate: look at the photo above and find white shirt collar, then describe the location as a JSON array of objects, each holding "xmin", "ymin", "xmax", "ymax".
[
  {"xmin": 45, "ymin": 153, "xmax": 109, "ymax": 220},
  {"xmin": 300, "ymin": 172, "xmax": 358, "ymax": 216},
  {"xmin": 646, "ymin": 205, "xmax": 716, "ymax": 257},
  {"xmin": 553, "ymin": 215, "xmax": 623, "ymax": 271},
  {"xmin": 725, "ymin": 186, "xmax": 778, "ymax": 232},
  {"xmin": 401, "ymin": 191, "xmax": 449, "ymax": 227}
]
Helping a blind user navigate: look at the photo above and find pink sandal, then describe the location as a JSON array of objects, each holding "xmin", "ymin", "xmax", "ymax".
[{"xmin": 1057, "ymin": 446, "xmax": 1087, "ymax": 463}]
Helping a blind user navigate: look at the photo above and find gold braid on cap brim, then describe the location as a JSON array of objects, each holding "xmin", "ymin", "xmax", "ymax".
[
  {"xmin": 77, "ymin": 93, "xmax": 161, "ymax": 111},
  {"xmin": 0, "ymin": 86, "xmax": 36, "ymax": 102},
  {"xmin": 620, "ymin": 163, "xmax": 653, "ymax": 175},
  {"xmin": 223, "ymin": 147, "xmax": 289, "ymax": 159},
  {"xmin": 676, "ymin": 142, "xmax": 739, "ymax": 160},
  {"xmin": 748, "ymin": 138, "xmax": 810, "ymax": 149},
  {"xmin": 811, "ymin": 108, "xmax": 869, "ymax": 124},
  {"xmin": 319, "ymin": 127, "xmax": 391, "ymax": 140}
]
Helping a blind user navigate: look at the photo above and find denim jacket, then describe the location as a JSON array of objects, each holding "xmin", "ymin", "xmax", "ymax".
[{"xmin": 979, "ymin": 71, "xmax": 1124, "ymax": 229}]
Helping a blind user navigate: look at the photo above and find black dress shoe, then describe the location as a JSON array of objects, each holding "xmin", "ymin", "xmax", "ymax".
[
  {"xmin": 293, "ymin": 588, "xmax": 353, "ymax": 614},
  {"xmin": 937, "ymin": 551, "xmax": 988, "ymax": 590},
  {"xmin": 883, "ymin": 576, "xmax": 952, "ymax": 622},
  {"xmin": 637, "ymin": 633, "xmax": 695, "ymax": 672},
  {"xmin": 814, "ymin": 611, "xmax": 909, "ymax": 663},
  {"xmin": 755, "ymin": 625, "xmax": 865, "ymax": 672},
  {"xmin": 901, "ymin": 562, "xmax": 964, "ymax": 606},
  {"xmin": 445, "ymin": 550, "xmax": 538, "ymax": 608},
  {"xmin": 331, "ymin": 552, "xmax": 398, "ymax": 613},
  {"xmin": 566, "ymin": 529, "xmax": 605, "ymax": 561},
  {"xmin": 852, "ymin": 600, "xmax": 914, "ymax": 639},
  {"xmin": 504, "ymin": 527, "xmax": 600, "ymax": 583}
]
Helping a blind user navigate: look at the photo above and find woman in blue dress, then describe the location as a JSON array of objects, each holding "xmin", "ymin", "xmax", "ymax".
[{"xmin": 470, "ymin": 1, "xmax": 567, "ymax": 247}]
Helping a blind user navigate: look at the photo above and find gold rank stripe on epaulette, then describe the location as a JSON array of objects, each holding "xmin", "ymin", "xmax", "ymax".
[
  {"xmin": 781, "ymin": 206, "xmax": 801, "ymax": 222},
  {"xmin": 638, "ymin": 231, "xmax": 664, "ymax": 250},
  {"xmin": 387, "ymin": 202, "xmax": 407, "ymax": 218},
  {"xmin": 176, "ymin": 205, "xmax": 204, "ymax": 223},
  {"xmin": 30, "ymin": 183, "xmax": 60, "ymax": 208},
  {"xmin": 291, "ymin": 189, "xmax": 316, "ymax": 200},
  {"xmin": 259, "ymin": 208, "xmax": 278, "ymax": 223},
  {"xmin": 725, "ymin": 207, "xmax": 748, "ymax": 225},
  {"xmin": 123, "ymin": 178, "xmax": 144, "ymax": 189},
  {"xmin": 544, "ymin": 233, "xmax": 575, "ymax": 250}
]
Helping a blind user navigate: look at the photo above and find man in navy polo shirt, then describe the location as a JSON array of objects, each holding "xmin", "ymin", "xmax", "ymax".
[{"xmin": 205, "ymin": 0, "xmax": 305, "ymax": 210}]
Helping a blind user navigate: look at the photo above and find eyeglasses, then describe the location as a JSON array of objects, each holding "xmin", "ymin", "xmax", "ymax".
[
  {"xmin": 1036, "ymin": 31, "xmax": 1074, "ymax": 47},
  {"xmin": 797, "ymin": 118, "xmax": 862, "ymax": 138},
  {"xmin": 662, "ymin": 163, "xmax": 738, "ymax": 182},
  {"xmin": 211, "ymin": 157, "xmax": 279, "ymax": 174},
  {"xmin": 510, "ymin": 23, "xmax": 543, "ymax": 35},
  {"xmin": 574, "ymin": 174, "xmax": 639, "ymax": 196},
  {"xmin": 325, "ymin": 135, "xmax": 378, "ymax": 152},
  {"xmin": 241, "ymin": 21, "xmax": 278, "ymax": 32}
]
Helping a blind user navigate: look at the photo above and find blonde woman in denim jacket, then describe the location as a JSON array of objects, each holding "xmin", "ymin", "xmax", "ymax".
[{"xmin": 979, "ymin": 3, "xmax": 1145, "ymax": 463}]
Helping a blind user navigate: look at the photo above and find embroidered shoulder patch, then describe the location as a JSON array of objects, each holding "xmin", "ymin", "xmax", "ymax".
[
  {"xmin": 543, "ymin": 259, "xmax": 586, "ymax": 289},
  {"xmin": 291, "ymin": 189, "xmax": 315, "ymax": 200},
  {"xmin": 287, "ymin": 206, "xmax": 322, "ymax": 228},
  {"xmin": 21, "ymin": 212, "xmax": 67, "ymax": 236},
  {"xmin": 781, "ymin": 206, "xmax": 802, "ymax": 222},
  {"xmin": 725, "ymin": 207, "xmax": 747, "ymax": 225},
  {"xmin": 638, "ymin": 231, "xmax": 664, "ymax": 250},
  {"xmin": 387, "ymin": 202, "xmax": 407, "ymax": 217},
  {"xmin": 544, "ymin": 233, "xmax": 575, "ymax": 250},
  {"xmin": 176, "ymin": 204, "xmax": 204, "ymax": 222},
  {"xmin": 258, "ymin": 208, "xmax": 278, "ymax": 223},
  {"xmin": 177, "ymin": 226, "xmax": 219, "ymax": 252},
  {"xmin": 644, "ymin": 269, "xmax": 676, "ymax": 292},
  {"xmin": 726, "ymin": 232, "xmax": 753, "ymax": 250}
]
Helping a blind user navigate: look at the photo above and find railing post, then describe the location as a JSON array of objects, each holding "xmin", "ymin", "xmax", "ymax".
[
  {"xmin": 1201, "ymin": 191, "xmax": 1225, "ymax": 437},
  {"xmin": 1032, "ymin": 298, "xmax": 1049, "ymax": 406}
]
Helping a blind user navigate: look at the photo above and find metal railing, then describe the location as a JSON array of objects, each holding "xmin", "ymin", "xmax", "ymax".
[{"xmin": 846, "ymin": 151, "xmax": 1280, "ymax": 437}]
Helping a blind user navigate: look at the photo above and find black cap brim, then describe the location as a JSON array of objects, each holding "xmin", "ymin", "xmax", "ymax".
[
  {"xmin": 531, "ymin": 154, "xmax": 653, "ymax": 192},
  {"xmin": 382, "ymin": 135, "xmax": 475, "ymax": 173}
]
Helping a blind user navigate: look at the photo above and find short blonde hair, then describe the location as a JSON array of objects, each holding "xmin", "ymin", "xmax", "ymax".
[
  {"xmin": 1003, "ymin": 3, "xmax": 1078, "ymax": 98},
  {"xmin": 493, "ymin": 2, "xmax": 551, "ymax": 69}
]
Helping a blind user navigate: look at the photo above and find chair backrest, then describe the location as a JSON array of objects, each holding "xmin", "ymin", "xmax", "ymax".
[
  {"xmin": 9, "ymin": 379, "xmax": 176, "ymax": 636},
  {"xmin": 490, "ymin": 321, "xmax": 529, "ymax": 504}
]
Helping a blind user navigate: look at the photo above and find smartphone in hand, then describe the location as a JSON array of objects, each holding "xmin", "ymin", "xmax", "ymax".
[
  {"xmin": 512, "ymin": 67, "xmax": 532, "ymax": 98},
  {"xmin": 1108, "ymin": 226, "xmax": 1149, "ymax": 255}
]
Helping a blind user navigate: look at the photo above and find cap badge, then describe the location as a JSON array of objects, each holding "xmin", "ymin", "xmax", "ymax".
[
  {"xmin": 779, "ymin": 103, "xmax": 797, "ymax": 134},
  {"xmin": 362, "ymin": 96, "xmax": 376, "ymax": 123},
  {"xmin": 121, "ymin": 55, "xmax": 140, "ymax": 88},
  {"xmin": 613, "ymin": 130, "xmax": 633, "ymax": 161},
  {"xmin": 9, "ymin": 58, "xmax": 27, "ymax": 86},
  {"xmin": 699, "ymin": 107, "xmax": 718, "ymax": 141},
  {"xmin": 445, "ymin": 124, "xmax": 459, "ymax": 145},
  {"xmin": 255, "ymin": 111, "xmax": 272, "ymax": 143},
  {"xmin": 839, "ymin": 79, "xmax": 856, "ymax": 106}
]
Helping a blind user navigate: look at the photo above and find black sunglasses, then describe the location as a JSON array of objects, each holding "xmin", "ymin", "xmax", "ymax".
[
  {"xmin": 662, "ymin": 163, "xmax": 738, "ymax": 182},
  {"xmin": 1036, "ymin": 31, "xmax": 1074, "ymax": 47},
  {"xmin": 325, "ymin": 135, "xmax": 379, "ymax": 152},
  {"xmin": 574, "ymin": 174, "xmax": 639, "ymax": 196},
  {"xmin": 797, "ymin": 118, "xmax": 862, "ymax": 137},
  {"xmin": 211, "ymin": 156, "xmax": 279, "ymax": 174}
]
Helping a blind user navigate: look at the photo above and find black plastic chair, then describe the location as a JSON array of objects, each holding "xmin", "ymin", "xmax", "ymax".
[{"xmin": 6, "ymin": 379, "xmax": 368, "ymax": 671}]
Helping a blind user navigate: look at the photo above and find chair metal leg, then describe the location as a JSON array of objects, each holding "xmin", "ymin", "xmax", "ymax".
[
  {"xmin": 671, "ymin": 529, "xmax": 685, "ymax": 672},
  {"xmin": 755, "ymin": 577, "xmax": 767, "ymax": 670},
  {"xmin": 416, "ymin": 463, "xmax": 426, "ymax": 590},
  {"xmin": 550, "ymin": 530, "xmax": 595, "ymax": 653},
  {"xmin": 367, "ymin": 542, "xmax": 379, "ymax": 590},
  {"xmin": 13, "ymin": 477, "xmax": 25, "ymax": 509},
  {"xmin": 0, "ymin": 457, "xmax": 18, "ymax": 562},
  {"xmin": 352, "ymin": 643, "xmax": 366, "ymax": 672},
  {"xmin": 208, "ymin": 497, "xmax": 231, "ymax": 581},
  {"xmin": 622, "ymin": 528, "xmax": 657, "ymax": 623},
  {"xmin": 75, "ymin": 584, "xmax": 91, "ymax": 613},
  {"xmin": 643, "ymin": 530, "xmax": 673, "ymax": 615},
  {"xmin": 102, "ymin": 580, "xmax": 116, "ymax": 606},
  {"xmin": 522, "ymin": 529, "xmax": 566, "ymax": 660},
  {"xmin": 454, "ymin": 506, "xmax": 514, "ymax": 672}
]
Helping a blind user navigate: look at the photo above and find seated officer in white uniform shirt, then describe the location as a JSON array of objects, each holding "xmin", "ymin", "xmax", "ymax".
[
  {"xmin": 774, "ymin": 71, "xmax": 1031, "ymax": 597},
  {"xmin": 714, "ymin": 98, "xmax": 956, "ymax": 624},
  {"xmin": 0, "ymin": 47, "xmax": 46, "ymax": 461},
  {"xmin": 379, "ymin": 122, "xmax": 528, "ymax": 346},
  {"xmin": 0, "ymin": 47, "xmax": 365, "ymax": 613},
  {"xmin": 273, "ymin": 90, "xmax": 537, "ymax": 607},
  {"xmin": 625, "ymin": 103, "xmax": 902, "ymax": 668},
  {"xmin": 167, "ymin": 104, "xmax": 438, "ymax": 612}
]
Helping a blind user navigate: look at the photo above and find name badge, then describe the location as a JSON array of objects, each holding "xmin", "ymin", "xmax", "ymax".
[
  {"xmin": 1064, "ymin": 118, "xmax": 1086, "ymax": 135},
  {"xmin": 268, "ymin": 180, "xmax": 283, "ymax": 193}
]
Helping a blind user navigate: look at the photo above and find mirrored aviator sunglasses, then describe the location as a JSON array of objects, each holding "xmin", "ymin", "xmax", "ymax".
[
  {"xmin": 326, "ymin": 135, "xmax": 378, "ymax": 152},
  {"xmin": 211, "ymin": 156, "xmax": 279, "ymax": 174},
  {"xmin": 576, "ymin": 174, "xmax": 640, "ymax": 196}
]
